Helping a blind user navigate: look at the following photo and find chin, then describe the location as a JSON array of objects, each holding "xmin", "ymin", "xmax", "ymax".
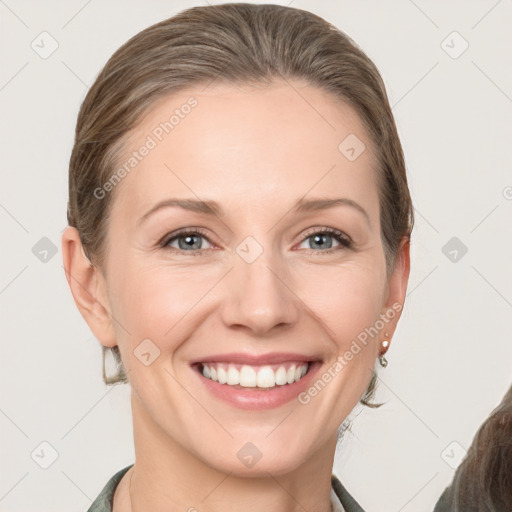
[{"xmin": 195, "ymin": 438, "xmax": 313, "ymax": 478}]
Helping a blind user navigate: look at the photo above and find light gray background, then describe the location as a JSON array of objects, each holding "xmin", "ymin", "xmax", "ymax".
[{"xmin": 1, "ymin": 1, "xmax": 511, "ymax": 511}]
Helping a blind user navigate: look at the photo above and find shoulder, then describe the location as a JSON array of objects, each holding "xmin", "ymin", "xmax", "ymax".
[
  {"xmin": 87, "ymin": 464, "xmax": 134, "ymax": 512},
  {"xmin": 433, "ymin": 483, "xmax": 455, "ymax": 512},
  {"xmin": 331, "ymin": 473, "xmax": 366, "ymax": 512}
]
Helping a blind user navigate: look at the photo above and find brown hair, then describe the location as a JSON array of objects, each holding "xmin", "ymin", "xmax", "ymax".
[
  {"xmin": 434, "ymin": 384, "xmax": 512, "ymax": 511},
  {"xmin": 67, "ymin": 3, "xmax": 414, "ymax": 401}
]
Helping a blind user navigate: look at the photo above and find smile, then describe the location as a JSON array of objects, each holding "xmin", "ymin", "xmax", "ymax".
[{"xmin": 196, "ymin": 362, "xmax": 310, "ymax": 389}]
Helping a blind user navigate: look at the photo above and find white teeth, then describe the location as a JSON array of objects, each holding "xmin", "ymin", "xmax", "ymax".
[
  {"xmin": 286, "ymin": 365, "xmax": 296, "ymax": 384},
  {"xmin": 226, "ymin": 366, "xmax": 240, "ymax": 385},
  {"xmin": 199, "ymin": 362, "xmax": 310, "ymax": 388},
  {"xmin": 256, "ymin": 366, "xmax": 275, "ymax": 388},
  {"xmin": 275, "ymin": 366, "xmax": 287, "ymax": 385},
  {"xmin": 239, "ymin": 365, "xmax": 256, "ymax": 387},
  {"xmin": 217, "ymin": 367, "xmax": 227, "ymax": 384}
]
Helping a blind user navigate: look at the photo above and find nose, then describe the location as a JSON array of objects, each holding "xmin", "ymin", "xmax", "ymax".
[{"xmin": 219, "ymin": 251, "xmax": 300, "ymax": 336}]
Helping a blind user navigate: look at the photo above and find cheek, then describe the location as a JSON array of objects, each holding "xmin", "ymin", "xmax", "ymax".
[
  {"xmin": 294, "ymin": 261, "xmax": 386, "ymax": 349},
  {"xmin": 111, "ymin": 261, "xmax": 221, "ymax": 350}
]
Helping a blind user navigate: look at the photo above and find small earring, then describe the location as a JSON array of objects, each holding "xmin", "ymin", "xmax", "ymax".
[
  {"xmin": 102, "ymin": 345, "xmax": 128, "ymax": 385},
  {"xmin": 379, "ymin": 339, "xmax": 390, "ymax": 368}
]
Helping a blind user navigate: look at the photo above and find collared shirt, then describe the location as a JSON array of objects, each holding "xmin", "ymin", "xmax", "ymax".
[{"xmin": 87, "ymin": 465, "xmax": 366, "ymax": 511}]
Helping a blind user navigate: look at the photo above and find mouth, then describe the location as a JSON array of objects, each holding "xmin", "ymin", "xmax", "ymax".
[
  {"xmin": 190, "ymin": 354, "xmax": 323, "ymax": 410},
  {"xmin": 192, "ymin": 361, "xmax": 312, "ymax": 390}
]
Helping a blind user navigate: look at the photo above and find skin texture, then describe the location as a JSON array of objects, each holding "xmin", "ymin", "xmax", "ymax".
[{"xmin": 62, "ymin": 79, "xmax": 410, "ymax": 512}]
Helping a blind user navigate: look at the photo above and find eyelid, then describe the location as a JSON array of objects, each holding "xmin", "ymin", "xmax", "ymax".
[
  {"xmin": 298, "ymin": 226, "xmax": 352, "ymax": 246},
  {"xmin": 294, "ymin": 226, "xmax": 353, "ymax": 253},
  {"xmin": 160, "ymin": 227, "xmax": 214, "ymax": 248}
]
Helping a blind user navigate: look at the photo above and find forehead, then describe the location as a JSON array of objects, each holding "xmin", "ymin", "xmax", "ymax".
[{"xmin": 111, "ymin": 80, "xmax": 379, "ymax": 222}]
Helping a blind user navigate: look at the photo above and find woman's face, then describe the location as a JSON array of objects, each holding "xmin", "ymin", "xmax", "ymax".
[{"xmin": 67, "ymin": 80, "xmax": 409, "ymax": 475}]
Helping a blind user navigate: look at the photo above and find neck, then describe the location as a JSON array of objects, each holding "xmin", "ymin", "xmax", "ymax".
[{"xmin": 122, "ymin": 389, "xmax": 337, "ymax": 512}]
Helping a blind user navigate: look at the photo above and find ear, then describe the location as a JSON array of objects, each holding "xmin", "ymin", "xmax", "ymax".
[
  {"xmin": 379, "ymin": 236, "xmax": 411, "ymax": 340},
  {"xmin": 61, "ymin": 226, "xmax": 117, "ymax": 348}
]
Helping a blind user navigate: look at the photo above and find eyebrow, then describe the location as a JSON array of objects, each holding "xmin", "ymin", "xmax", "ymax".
[{"xmin": 137, "ymin": 197, "xmax": 371, "ymax": 227}]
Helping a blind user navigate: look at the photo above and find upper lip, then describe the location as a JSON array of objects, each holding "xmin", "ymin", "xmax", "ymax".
[{"xmin": 190, "ymin": 352, "xmax": 321, "ymax": 365}]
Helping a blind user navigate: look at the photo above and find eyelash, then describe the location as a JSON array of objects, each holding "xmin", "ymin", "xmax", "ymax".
[{"xmin": 160, "ymin": 227, "xmax": 353, "ymax": 256}]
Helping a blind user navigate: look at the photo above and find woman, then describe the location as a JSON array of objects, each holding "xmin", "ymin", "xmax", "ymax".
[
  {"xmin": 62, "ymin": 3, "xmax": 413, "ymax": 511},
  {"xmin": 434, "ymin": 383, "xmax": 512, "ymax": 511}
]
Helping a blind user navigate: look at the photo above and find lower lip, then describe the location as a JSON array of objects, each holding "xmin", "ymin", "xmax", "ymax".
[{"xmin": 192, "ymin": 361, "xmax": 322, "ymax": 410}]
